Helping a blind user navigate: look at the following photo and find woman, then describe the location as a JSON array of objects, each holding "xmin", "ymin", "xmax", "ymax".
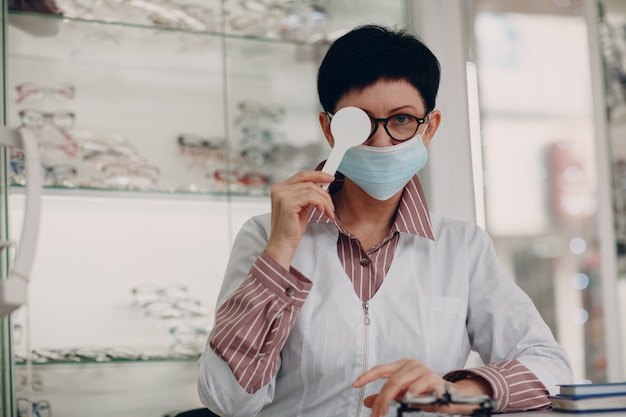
[{"xmin": 198, "ymin": 24, "xmax": 572, "ymax": 417}]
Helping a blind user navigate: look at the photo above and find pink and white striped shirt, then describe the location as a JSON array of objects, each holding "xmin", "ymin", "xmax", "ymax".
[{"xmin": 209, "ymin": 175, "xmax": 552, "ymax": 413}]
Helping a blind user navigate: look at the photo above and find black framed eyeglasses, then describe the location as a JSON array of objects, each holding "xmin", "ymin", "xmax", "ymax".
[{"xmin": 327, "ymin": 111, "xmax": 429, "ymax": 141}]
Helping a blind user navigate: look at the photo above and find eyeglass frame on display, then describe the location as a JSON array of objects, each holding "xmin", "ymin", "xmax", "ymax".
[
  {"xmin": 15, "ymin": 81, "xmax": 75, "ymax": 104},
  {"xmin": 18, "ymin": 108, "xmax": 75, "ymax": 131},
  {"xmin": 16, "ymin": 398, "xmax": 51, "ymax": 417}
]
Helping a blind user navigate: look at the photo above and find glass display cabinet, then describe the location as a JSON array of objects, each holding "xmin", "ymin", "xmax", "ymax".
[
  {"xmin": 3, "ymin": 1, "xmax": 626, "ymax": 417},
  {"xmin": 464, "ymin": 0, "xmax": 626, "ymax": 383},
  {"xmin": 0, "ymin": 1, "xmax": 410, "ymax": 416},
  {"xmin": 465, "ymin": 0, "xmax": 626, "ymax": 383}
]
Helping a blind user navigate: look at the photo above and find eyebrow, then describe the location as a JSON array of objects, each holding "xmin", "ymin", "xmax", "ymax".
[
  {"xmin": 387, "ymin": 105, "xmax": 420, "ymax": 113},
  {"xmin": 363, "ymin": 105, "xmax": 423, "ymax": 118}
]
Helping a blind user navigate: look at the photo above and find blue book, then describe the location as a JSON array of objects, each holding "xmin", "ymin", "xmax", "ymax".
[
  {"xmin": 549, "ymin": 392, "xmax": 626, "ymax": 413},
  {"xmin": 558, "ymin": 382, "xmax": 626, "ymax": 397}
]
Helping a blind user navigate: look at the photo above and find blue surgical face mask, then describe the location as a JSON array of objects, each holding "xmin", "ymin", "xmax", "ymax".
[{"xmin": 337, "ymin": 134, "xmax": 428, "ymax": 200}]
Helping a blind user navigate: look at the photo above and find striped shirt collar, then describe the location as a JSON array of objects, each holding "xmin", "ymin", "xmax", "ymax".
[{"xmin": 309, "ymin": 175, "xmax": 435, "ymax": 240}]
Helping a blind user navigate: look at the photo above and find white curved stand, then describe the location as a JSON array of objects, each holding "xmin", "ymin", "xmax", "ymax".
[{"xmin": 0, "ymin": 127, "xmax": 42, "ymax": 318}]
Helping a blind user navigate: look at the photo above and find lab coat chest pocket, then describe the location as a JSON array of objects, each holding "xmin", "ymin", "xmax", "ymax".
[{"xmin": 421, "ymin": 296, "xmax": 469, "ymax": 373}]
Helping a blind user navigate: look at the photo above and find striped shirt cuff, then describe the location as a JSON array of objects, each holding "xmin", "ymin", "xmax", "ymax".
[
  {"xmin": 253, "ymin": 250, "xmax": 312, "ymax": 305},
  {"xmin": 444, "ymin": 359, "xmax": 550, "ymax": 412},
  {"xmin": 209, "ymin": 251, "xmax": 312, "ymax": 393}
]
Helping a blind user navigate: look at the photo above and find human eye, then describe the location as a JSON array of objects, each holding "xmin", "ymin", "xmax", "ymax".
[{"xmin": 390, "ymin": 114, "xmax": 415, "ymax": 126}]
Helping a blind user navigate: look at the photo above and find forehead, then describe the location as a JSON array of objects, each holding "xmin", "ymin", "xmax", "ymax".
[{"xmin": 337, "ymin": 79, "xmax": 425, "ymax": 113}]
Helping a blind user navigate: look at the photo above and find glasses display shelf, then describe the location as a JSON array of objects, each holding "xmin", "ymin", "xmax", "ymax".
[
  {"xmin": 1, "ymin": 2, "xmax": 410, "ymax": 417},
  {"xmin": 5, "ymin": 1, "xmax": 408, "ymax": 198}
]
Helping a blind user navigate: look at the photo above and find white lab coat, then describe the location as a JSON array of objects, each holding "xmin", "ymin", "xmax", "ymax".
[{"xmin": 198, "ymin": 213, "xmax": 572, "ymax": 417}]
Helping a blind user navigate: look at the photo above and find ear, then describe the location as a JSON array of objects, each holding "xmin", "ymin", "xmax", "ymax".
[
  {"xmin": 422, "ymin": 110, "xmax": 441, "ymax": 147},
  {"xmin": 319, "ymin": 111, "xmax": 334, "ymax": 147}
]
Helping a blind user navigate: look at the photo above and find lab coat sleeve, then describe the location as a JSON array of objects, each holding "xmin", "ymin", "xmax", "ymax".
[
  {"xmin": 464, "ymin": 225, "xmax": 573, "ymax": 396},
  {"xmin": 197, "ymin": 215, "xmax": 311, "ymax": 417},
  {"xmin": 198, "ymin": 347, "xmax": 276, "ymax": 417}
]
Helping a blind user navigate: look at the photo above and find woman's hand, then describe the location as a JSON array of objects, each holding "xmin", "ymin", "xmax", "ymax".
[
  {"xmin": 353, "ymin": 359, "xmax": 493, "ymax": 417},
  {"xmin": 266, "ymin": 171, "xmax": 335, "ymax": 269}
]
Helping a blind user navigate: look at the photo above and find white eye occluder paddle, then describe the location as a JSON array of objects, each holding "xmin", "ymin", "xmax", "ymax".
[{"xmin": 320, "ymin": 106, "xmax": 371, "ymax": 191}]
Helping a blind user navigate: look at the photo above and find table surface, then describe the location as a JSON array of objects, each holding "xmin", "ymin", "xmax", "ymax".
[{"xmin": 503, "ymin": 412, "xmax": 625, "ymax": 416}]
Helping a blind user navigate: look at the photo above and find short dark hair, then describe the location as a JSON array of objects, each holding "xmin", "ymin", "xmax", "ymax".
[{"xmin": 317, "ymin": 25, "xmax": 441, "ymax": 114}]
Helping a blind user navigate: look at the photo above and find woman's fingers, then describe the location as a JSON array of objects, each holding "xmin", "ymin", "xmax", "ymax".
[
  {"xmin": 271, "ymin": 171, "xmax": 335, "ymax": 216},
  {"xmin": 272, "ymin": 183, "xmax": 333, "ymax": 216},
  {"xmin": 353, "ymin": 359, "xmax": 409, "ymax": 387},
  {"xmin": 373, "ymin": 363, "xmax": 437, "ymax": 416},
  {"xmin": 354, "ymin": 359, "xmax": 448, "ymax": 417},
  {"xmin": 266, "ymin": 171, "xmax": 335, "ymax": 268}
]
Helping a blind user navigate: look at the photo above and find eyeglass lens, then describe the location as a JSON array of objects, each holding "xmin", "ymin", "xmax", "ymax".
[{"xmin": 371, "ymin": 114, "xmax": 422, "ymax": 141}]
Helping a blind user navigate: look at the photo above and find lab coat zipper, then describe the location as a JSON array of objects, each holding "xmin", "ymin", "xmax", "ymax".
[{"xmin": 355, "ymin": 300, "xmax": 371, "ymax": 417}]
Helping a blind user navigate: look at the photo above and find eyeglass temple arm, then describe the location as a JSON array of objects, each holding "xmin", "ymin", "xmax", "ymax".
[{"xmin": 0, "ymin": 127, "xmax": 42, "ymax": 318}]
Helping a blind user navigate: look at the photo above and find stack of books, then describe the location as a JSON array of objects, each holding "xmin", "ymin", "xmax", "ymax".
[{"xmin": 549, "ymin": 382, "xmax": 626, "ymax": 413}]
